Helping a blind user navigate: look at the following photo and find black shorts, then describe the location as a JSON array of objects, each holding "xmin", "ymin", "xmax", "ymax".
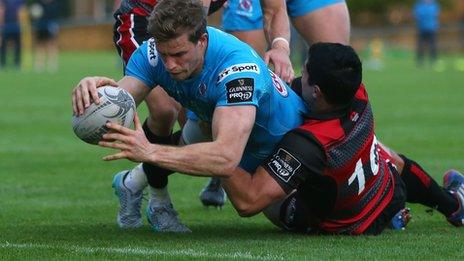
[
  {"xmin": 362, "ymin": 166, "xmax": 407, "ymax": 235},
  {"xmin": 278, "ymin": 165, "xmax": 407, "ymax": 235}
]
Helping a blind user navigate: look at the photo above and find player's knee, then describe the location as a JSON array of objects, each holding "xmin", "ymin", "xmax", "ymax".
[
  {"xmin": 149, "ymin": 100, "xmax": 180, "ymax": 121},
  {"xmin": 148, "ymin": 105, "xmax": 178, "ymax": 125},
  {"xmin": 145, "ymin": 88, "xmax": 181, "ymax": 124},
  {"xmin": 379, "ymin": 143, "xmax": 405, "ymax": 173},
  {"xmin": 144, "ymin": 102, "xmax": 179, "ymax": 137},
  {"xmin": 390, "ymin": 151, "xmax": 405, "ymax": 173}
]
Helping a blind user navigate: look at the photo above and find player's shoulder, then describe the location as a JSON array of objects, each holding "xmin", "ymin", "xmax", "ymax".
[
  {"xmin": 207, "ymin": 26, "xmax": 258, "ymax": 59},
  {"xmin": 205, "ymin": 27, "xmax": 267, "ymax": 83},
  {"xmin": 206, "ymin": 26, "xmax": 230, "ymax": 40}
]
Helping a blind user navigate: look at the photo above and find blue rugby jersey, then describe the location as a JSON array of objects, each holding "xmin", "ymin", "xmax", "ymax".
[{"xmin": 126, "ymin": 26, "xmax": 308, "ymax": 171}]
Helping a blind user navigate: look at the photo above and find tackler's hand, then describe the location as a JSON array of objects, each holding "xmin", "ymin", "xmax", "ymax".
[{"xmin": 264, "ymin": 42, "xmax": 294, "ymax": 83}]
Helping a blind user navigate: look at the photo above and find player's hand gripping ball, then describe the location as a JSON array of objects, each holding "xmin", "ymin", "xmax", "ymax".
[{"xmin": 72, "ymin": 86, "xmax": 136, "ymax": 144}]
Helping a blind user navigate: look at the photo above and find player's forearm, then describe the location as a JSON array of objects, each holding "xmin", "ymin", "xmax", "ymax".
[
  {"xmin": 148, "ymin": 141, "xmax": 240, "ymax": 177},
  {"xmin": 261, "ymin": 0, "xmax": 290, "ymax": 47},
  {"xmin": 222, "ymin": 166, "xmax": 287, "ymax": 217},
  {"xmin": 221, "ymin": 169, "xmax": 269, "ymax": 217}
]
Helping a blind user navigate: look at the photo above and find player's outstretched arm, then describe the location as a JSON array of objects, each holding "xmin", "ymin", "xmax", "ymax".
[
  {"xmin": 221, "ymin": 166, "xmax": 286, "ymax": 217},
  {"xmin": 100, "ymin": 105, "xmax": 256, "ymax": 177},
  {"xmin": 146, "ymin": 105, "xmax": 256, "ymax": 176}
]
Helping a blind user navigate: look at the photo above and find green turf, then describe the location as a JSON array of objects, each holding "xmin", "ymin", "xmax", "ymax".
[{"xmin": 1, "ymin": 51, "xmax": 463, "ymax": 260}]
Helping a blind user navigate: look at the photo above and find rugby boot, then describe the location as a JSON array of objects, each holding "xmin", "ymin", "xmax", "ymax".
[
  {"xmin": 443, "ymin": 169, "xmax": 464, "ymax": 227},
  {"xmin": 112, "ymin": 171, "xmax": 143, "ymax": 228},
  {"xmin": 390, "ymin": 208, "xmax": 412, "ymax": 230},
  {"xmin": 146, "ymin": 199, "xmax": 191, "ymax": 233},
  {"xmin": 199, "ymin": 177, "xmax": 227, "ymax": 208}
]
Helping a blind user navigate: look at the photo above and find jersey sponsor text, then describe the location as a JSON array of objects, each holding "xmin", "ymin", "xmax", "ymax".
[
  {"xmin": 268, "ymin": 148, "xmax": 301, "ymax": 182},
  {"xmin": 217, "ymin": 63, "xmax": 260, "ymax": 83},
  {"xmin": 226, "ymin": 78, "xmax": 254, "ymax": 103}
]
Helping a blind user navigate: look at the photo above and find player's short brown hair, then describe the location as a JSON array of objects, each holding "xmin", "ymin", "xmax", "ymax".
[{"xmin": 147, "ymin": 0, "xmax": 207, "ymax": 43}]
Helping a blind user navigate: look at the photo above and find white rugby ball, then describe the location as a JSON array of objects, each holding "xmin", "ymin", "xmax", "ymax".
[{"xmin": 72, "ymin": 86, "xmax": 136, "ymax": 145}]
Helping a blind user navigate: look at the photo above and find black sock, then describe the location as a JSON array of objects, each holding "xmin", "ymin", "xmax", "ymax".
[
  {"xmin": 171, "ymin": 130, "xmax": 182, "ymax": 145},
  {"xmin": 399, "ymin": 154, "xmax": 458, "ymax": 217},
  {"xmin": 142, "ymin": 119, "xmax": 175, "ymax": 188}
]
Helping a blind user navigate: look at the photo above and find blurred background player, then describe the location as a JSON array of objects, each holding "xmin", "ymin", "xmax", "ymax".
[
  {"xmin": 364, "ymin": 38, "xmax": 385, "ymax": 71},
  {"xmin": 0, "ymin": 0, "xmax": 25, "ymax": 70},
  {"xmin": 413, "ymin": 0, "xmax": 440, "ymax": 66},
  {"xmin": 31, "ymin": 0, "xmax": 59, "ymax": 73}
]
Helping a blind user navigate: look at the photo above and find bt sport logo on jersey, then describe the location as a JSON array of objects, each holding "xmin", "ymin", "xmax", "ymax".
[{"xmin": 217, "ymin": 63, "xmax": 260, "ymax": 83}]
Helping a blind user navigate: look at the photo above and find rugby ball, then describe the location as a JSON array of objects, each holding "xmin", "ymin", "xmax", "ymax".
[{"xmin": 72, "ymin": 86, "xmax": 136, "ymax": 144}]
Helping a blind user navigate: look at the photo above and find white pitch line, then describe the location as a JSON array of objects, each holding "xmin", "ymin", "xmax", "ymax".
[{"xmin": 0, "ymin": 242, "xmax": 283, "ymax": 260}]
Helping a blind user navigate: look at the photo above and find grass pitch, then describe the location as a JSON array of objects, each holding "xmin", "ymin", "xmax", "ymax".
[{"xmin": 0, "ymin": 51, "xmax": 463, "ymax": 260}]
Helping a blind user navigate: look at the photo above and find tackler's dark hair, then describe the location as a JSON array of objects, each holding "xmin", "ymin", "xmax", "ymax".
[{"xmin": 306, "ymin": 43, "xmax": 362, "ymax": 106}]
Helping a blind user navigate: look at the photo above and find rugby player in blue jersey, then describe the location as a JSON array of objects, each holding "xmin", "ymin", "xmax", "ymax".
[
  {"xmin": 112, "ymin": 0, "xmax": 303, "ymax": 208},
  {"xmin": 113, "ymin": 0, "xmax": 229, "ymax": 209},
  {"xmin": 72, "ymin": 0, "xmax": 307, "ymax": 232}
]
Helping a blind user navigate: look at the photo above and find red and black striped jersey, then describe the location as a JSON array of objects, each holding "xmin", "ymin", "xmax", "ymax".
[
  {"xmin": 115, "ymin": 0, "xmax": 226, "ymax": 16},
  {"xmin": 263, "ymin": 84, "xmax": 397, "ymax": 235},
  {"xmin": 116, "ymin": 0, "xmax": 157, "ymax": 16}
]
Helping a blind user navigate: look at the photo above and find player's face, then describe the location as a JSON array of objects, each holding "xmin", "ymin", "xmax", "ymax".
[
  {"xmin": 156, "ymin": 32, "xmax": 208, "ymax": 81},
  {"xmin": 301, "ymin": 60, "xmax": 317, "ymax": 108}
]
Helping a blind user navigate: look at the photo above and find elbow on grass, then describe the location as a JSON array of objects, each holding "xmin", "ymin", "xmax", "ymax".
[{"xmin": 235, "ymin": 203, "xmax": 260, "ymax": 217}]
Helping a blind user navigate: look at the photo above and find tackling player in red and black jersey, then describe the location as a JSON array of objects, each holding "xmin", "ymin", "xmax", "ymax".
[{"xmin": 220, "ymin": 43, "xmax": 464, "ymax": 235}]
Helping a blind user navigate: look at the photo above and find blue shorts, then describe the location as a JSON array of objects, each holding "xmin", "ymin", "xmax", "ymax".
[
  {"xmin": 222, "ymin": 0, "xmax": 345, "ymax": 31},
  {"xmin": 186, "ymin": 109, "xmax": 199, "ymax": 121},
  {"xmin": 222, "ymin": 0, "xmax": 263, "ymax": 31}
]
